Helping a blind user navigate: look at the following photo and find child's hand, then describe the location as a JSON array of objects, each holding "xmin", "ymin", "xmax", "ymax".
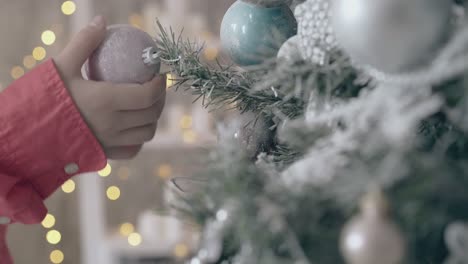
[{"xmin": 54, "ymin": 16, "xmax": 166, "ymax": 160}]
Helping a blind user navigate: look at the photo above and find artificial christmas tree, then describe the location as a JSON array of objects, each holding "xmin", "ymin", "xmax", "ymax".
[{"xmin": 151, "ymin": 0, "xmax": 468, "ymax": 263}]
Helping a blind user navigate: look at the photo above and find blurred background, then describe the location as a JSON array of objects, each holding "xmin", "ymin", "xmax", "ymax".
[{"xmin": 1, "ymin": 0, "xmax": 236, "ymax": 263}]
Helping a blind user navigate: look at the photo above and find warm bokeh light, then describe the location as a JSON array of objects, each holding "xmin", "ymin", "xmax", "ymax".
[
  {"xmin": 23, "ymin": 55, "xmax": 36, "ymax": 69},
  {"xmin": 204, "ymin": 47, "xmax": 219, "ymax": 61},
  {"xmin": 156, "ymin": 164, "xmax": 172, "ymax": 179},
  {"xmin": 166, "ymin": 73, "xmax": 175, "ymax": 88},
  {"xmin": 173, "ymin": 243, "xmax": 190, "ymax": 258},
  {"xmin": 98, "ymin": 163, "xmax": 112, "ymax": 177},
  {"xmin": 61, "ymin": 179, "xmax": 76, "ymax": 193},
  {"xmin": 119, "ymin": 223, "xmax": 135, "ymax": 237},
  {"xmin": 128, "ymin": 232, "xmax": 142, "ymax": 246},
  {"xmin": 41, "ymin": 214, "xmax": 56, "ymax": 229},
  {"xmin": 46, "ymin": 230, "xmax": 62, "ymax": 245},
  {"xmin": 200, "ymin": 31, "xmax": 214, "ymax": 41},
  {"xmin": 183, "ymin": 130, "xmax": 197, "ymax": 144},
  {"xmin": 50, "ymin": 250, "xmax": 64, "ymax": 264},
  {"xmin": 106, "ymin": 186, "xmax": 121, "ymax": 201},
  {"xmin": 61, "ymin": 1, "xmax": 76, "ymax": 15},
  {"xmin": 118, "ymin": 166, "xmax": 130, "ymax": 180},
  {"xmin": 180, "ymin": 115, "xmax": 193, "ymax": 129},
  {"xmin": 11, "ymin": 66, "xmax": 25, "ymax": 79},
  {"xmin": 128, "ymin": 13, "xmax": 144, "ymax": 29},
  {"xmin": 41, "ymin": 30, "xmax": 56, "ymax": 46},
  {"xmin": 33, "ymin": 46, "xmax": 47, "ymax": 61}
]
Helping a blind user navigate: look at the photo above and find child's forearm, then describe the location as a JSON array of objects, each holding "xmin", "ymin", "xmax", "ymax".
[{"xmin": 0, "ymin": 59, "xmax": 107, "ymax": 263}]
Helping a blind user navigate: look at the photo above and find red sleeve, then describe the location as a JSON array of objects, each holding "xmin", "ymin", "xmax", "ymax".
[
  {"xmin": 0, "ymin": 59, "xmax": 107, "ymax": 262},
  {"xmin": 0, "ymin": 59, "xmax": 107, "ymax": 201}
]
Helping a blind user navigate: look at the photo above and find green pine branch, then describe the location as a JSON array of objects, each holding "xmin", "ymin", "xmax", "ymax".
[{"xmin": 155, "ymin": 22, "xmax": 305, "ymax": 120}]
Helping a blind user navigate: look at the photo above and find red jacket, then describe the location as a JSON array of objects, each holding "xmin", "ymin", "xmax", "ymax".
[{"xmin": 0, "ymin": 59, "xmax": 107, "ymax": 263}]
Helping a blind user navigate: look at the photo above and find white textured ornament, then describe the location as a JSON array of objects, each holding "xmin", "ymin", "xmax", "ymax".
[
  {"xmin": 340, "ymin": 188, "xmax": 406, "ymax": 264},
  {"xmin": 331, "ymin": 0, "xmax": 452, "ymax": 73},
  {"xmin": 295, "ymin": 0, "xmax": 337, "ymax": 65},
  {"xmin": 277, "ymin": 35, "xmax": 302, "ymax": 61}
]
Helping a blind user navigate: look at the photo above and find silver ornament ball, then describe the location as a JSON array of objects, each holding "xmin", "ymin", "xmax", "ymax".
[
  {"xmin": 340, "ymin": 188, "xmax": 406, "ymax": 264},
  {"xmin": 218, "ymin": 111, "xmax": 274, "ymax": 159},
  {"xmin": 341, "ymin": 216, "xmax": 406, "ymax": 264},
  {"xmin": 331, "ymin": 0, "xmax": 452, "ymax": 73},
  {"xmin": 232, "ymin": 112, "xmax": 274, "ymax": 159},
  {"xmin": 277, "ymin": 35, "xmax": 303, "ymax": 62},
  {"xmin": 88, "ymin": 24, "xmax": 160, "ymax": 83}
]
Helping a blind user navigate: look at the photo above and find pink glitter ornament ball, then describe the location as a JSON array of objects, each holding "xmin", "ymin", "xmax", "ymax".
[{"xmin": 88, "ymin": 24, "xmax": 160, "ymax": 83}]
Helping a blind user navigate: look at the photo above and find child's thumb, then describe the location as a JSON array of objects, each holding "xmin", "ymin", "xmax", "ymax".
[{"xmin": 58, "ymin": 16, "xmax": 106, "ymax": 76}]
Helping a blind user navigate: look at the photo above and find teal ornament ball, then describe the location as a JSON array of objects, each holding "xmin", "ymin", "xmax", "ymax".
[{"xmin": 220, "ymin": 0, "xmax": 297, "ymax": 66}]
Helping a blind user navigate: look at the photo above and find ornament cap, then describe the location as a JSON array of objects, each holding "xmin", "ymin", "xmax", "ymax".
[
  {"xmin": 360, "ymin": 185, "xmax": 390, "ymax": 217},
  {"xmin": 241, "ymin": 0, "xmax": 291, "ymax": 8},
  {"xmin": 142, "ymin": 47, "xmax": 161, "ymax": 66}
]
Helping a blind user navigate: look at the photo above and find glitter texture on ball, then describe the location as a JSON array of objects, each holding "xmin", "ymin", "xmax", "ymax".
[{"xmin": 88, "ymin": 24, "xmax": 160, "ymax": 83}]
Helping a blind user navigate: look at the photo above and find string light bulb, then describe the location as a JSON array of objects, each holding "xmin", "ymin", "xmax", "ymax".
[
  {"xmin": 41, "ymin": 214, "xmax": 56, "ymax": 229},
  {"xmin": 61, "ymin": 179, "xmax": 76, "ymax": 193},
  {"xmin": 50, "ymin": 250, "xmax": 64, "ymax": 264},
  {"xmin": 119, "ymin": 223, "xmax": 135, "ymax": 237},
  {"xmin": 23, "ymin": 55, "xmax": 36, "ymax": 69},
  {"xmin": 41, "ymin": 30, "xmax": 56, "ymax": 46},
  {"xmin": 46, "ymin": 230, "xmax": 62, "ymax": 245},
  {"xmin": 156, "ymin": 164, "xmax": 173, "ymax": 179},
  {"xmin": 106, "ymin": 186, "xmax": 121, "ymax": 201},
  {"xmin": 166, "ymin": 73, "xmax": 175, "ymax": 88},
  {"xmin": 99, "ymin": 163, "xmax": 112, "ymax": 177},
  {"xmin": 173, "ymin": 243, "xmax": 190, "ymax": 259},
  {"xmin": 200, "ymin": 31, "xmax": 214, "ymax": 40},
  {"xmin": 128, "ymin": 13, "xmax": 144, "ymax": 29},
  {"xmin": 180, "ymin": 115, "xmax": 193, "ymax": 129},
  {"xmin": 128, "ymin": 232, "xmax": 142, "ymax": 246},
  {"xmin": 33, "ymin": 47, "xmax": 47, "ymax": 61},
  {"xmin": 183, "ymin": 130, "xmax": 197, "ymax": 144},
  {"xmin": 61, "ymin": 1, "xmax": 76, "ymax": 15},
  {"xmin": 11, "ymin": 66, "xmax": 25, "ymax": 79},
  {"xmin": 204, "ymin": 47, "xmax": 219, "ymax": 61}
]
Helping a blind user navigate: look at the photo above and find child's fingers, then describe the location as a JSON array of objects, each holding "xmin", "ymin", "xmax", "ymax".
[
  {"xmin": 105, "ymin": 145, "xmax": 142, "ymax": 160},
  {"xmin": 118, "ymin": 102, "xmax": 164, "ymax": 130},
  {"xmin": 113, "ymin": 123, "xmax": 158, "ymax": 146},
  {"xmin": 110, "ymin": 74, "xmax": 166, "ymax": 110},
  {"xmin": 57, "ymin": 16, "xmax": 107, "ymax": 77}
]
